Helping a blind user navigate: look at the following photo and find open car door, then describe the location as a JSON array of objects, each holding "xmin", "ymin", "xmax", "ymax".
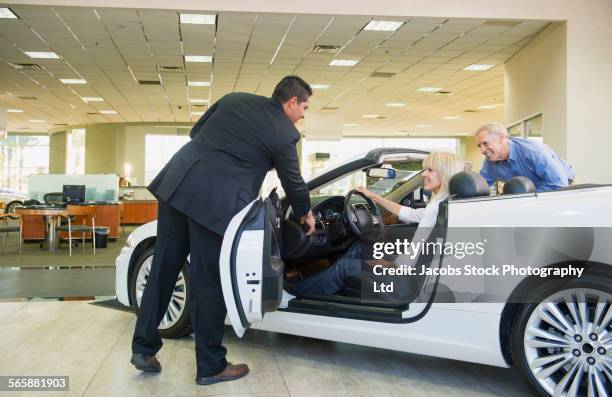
[{"xmin": 220, "ymin": 197, "xmax": 284, "ymax": 337}]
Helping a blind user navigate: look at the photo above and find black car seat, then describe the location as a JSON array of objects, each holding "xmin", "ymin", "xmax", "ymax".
[
  {"xmin": 502, "ymin": 176, "xmax": 536, "ymax": 194},
  {"xmin": 449, "ymin": 171, "xmax": 490, "ymax": 199}
]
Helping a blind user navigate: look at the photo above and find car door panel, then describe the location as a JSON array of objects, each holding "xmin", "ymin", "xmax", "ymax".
[{"xmin": 220, "ymin": 198, "xmax": 284, "ymax": 337}]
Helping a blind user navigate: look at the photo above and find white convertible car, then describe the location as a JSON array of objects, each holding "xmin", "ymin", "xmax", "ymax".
[{"xmin": 115, "ymin": 148, "xmax": 611, "ymax": 397}]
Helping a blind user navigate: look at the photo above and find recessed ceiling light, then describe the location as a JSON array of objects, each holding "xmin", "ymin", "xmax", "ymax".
[
  {"xmin": 363, "ymin": 20, "xmax": 403, "ymax": 31},
  {"xmin": 463, "ymin": 64, "xmax": 495, "ymax": 71},
  {"xmin": 187, "ymin": 81, "xmax": 211, "ymax": 87},
  {"xmin": 415, "ymin": 124, "xmax": 431, "ymax": 128},
  {"xmin": 343, "ymin": 123, "xmax": 359, "ymax": 127},
  {"xmin": 185, "ymin": 55, "xmax": 213, "ymax": 63},
  {"xmin": 362, "ymin": 114, "xmax": 379, "ymax": 118},
  {"xmin": 417, "ymin": 87, "xmax": 441, "ymax": 93},
  {"xmin": 82, "ymin": 97, "xmax": 104, "ymax": 102},
  {"xmin": 99, "ymin": 110, "xmax": 117, "ymax": 114},
  {"xmin": 385, "ymin": 102, "xmax": 406, "ymax": 107},
  {"xmin": 191, "ymin": 111, "xmax": 204, "ymax": 116},
  {"xmin": 0, "ymin": 7, "xmax": 18, "ymax": 19},
  {"xmin": 329, "ymin": 59, "xmax": 359, "ymax": 67},
  {"xmin": 60, "ymin": 78, "xmax": 87, "ymax": 84},
  {"xmin": 477, "ymin": 104, "xmax": 499, "ymax": 109},
  {"xmin": 7, "ymin": 109, "xmax": 24, "ymax": 113},
  {"xmin": 442, "ymin": 116, "xmax": 460, "ymax": 120},
  {"xmin": 24, "ymin": 51, "xmax": 60, "ymax": 59},
  {"xmin": 29, "ymin": 119, "xmax": 46, "ymax": 123},
  {"xmin": 179, "ymin": 14, "xmax": 216, "ymax": 25},
  {"xmin": 310, "ymin": 84, "xmax": 330, "ymax": 90},
  {"xmin": 190, "ymin": 99, "xmax": 209, "ymax": 104}
]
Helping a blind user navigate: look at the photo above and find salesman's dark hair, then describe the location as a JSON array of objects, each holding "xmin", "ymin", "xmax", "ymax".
[{"xmin": 272, "ymin": 76, "xmax": 312, "ymax": 104}]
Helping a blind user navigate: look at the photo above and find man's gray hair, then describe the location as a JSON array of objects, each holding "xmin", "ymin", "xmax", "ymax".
[{"xmin": 475, "ymin": 122, "xmax": 509, "ymax": 138}]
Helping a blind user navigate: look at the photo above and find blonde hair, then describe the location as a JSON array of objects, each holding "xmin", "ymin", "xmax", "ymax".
[{"xmin": 422, "ymin": 151, "xmax": 464, "ymax": 200}]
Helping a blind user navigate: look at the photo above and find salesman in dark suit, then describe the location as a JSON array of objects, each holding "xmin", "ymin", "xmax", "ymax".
[{"xmin": 131, "ymin": 76, "xmax": 315, "ymax": 385}]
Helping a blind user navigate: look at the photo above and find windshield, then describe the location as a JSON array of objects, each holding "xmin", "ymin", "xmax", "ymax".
[{"xmin": 309, "ymin": 161, "xmax": 422, "ymax": 204}]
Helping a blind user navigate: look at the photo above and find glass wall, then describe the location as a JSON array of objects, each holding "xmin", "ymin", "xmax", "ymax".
[
  {"xmin": 0, "ymin": 134, "xmax": 50, "ymax": 194},
  {"xmin": 144, "ymin": 134, "xmax": 190, "ymax": 185}
]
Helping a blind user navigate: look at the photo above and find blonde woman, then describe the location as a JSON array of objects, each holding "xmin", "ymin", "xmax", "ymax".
[{"xmin": 293, "ymin": 151, "xmax": 464, "ymax": 296}]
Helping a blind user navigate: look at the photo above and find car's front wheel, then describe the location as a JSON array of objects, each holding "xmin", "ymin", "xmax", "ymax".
[
  {"xmin": 512, "ymin": 275, "xmax": 611, "ymax": 397},
  {"xmin": 129, "ymin": 246, "xmax": 192, "ymax": 338}
]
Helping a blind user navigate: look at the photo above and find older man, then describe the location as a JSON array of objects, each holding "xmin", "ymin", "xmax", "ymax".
[{"xmin": 475, "ymin": 122, "xmax": 575, "ymax": 192}]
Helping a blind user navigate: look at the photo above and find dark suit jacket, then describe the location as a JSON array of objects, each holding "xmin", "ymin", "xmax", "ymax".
[{"xmin": 148, "ymin": 92, "xmax": 311, "ymax": 235}]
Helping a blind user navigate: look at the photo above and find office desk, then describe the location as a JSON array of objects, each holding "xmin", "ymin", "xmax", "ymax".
[
  {"xmin": 20, "ymin": 204, "xmax": 121, "ymax": 242},
  {"xmin": 15, "ymin": 207, "xmax": 68, "ymax": 252}
]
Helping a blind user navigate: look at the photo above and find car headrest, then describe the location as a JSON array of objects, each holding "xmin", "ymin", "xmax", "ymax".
[
  {"xmin": 503, "ymin": 176, "xmax": 535, "ymax": 194},
  {"xmin": 449, "ymin": 171, "xmax": 490, "ymax": 199}
]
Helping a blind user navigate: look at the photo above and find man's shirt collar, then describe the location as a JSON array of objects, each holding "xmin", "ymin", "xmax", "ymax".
[{"xmin": 507, "ymin": 138, "xmax": 518, "ymax": 163}]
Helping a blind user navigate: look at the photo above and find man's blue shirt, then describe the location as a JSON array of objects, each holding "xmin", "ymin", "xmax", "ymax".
[{"xmin": 480, "ymin": 138, "xmax": 575, "ymax": 192}]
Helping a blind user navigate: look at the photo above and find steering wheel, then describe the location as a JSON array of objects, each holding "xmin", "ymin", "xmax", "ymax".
[{"xmin": 344, "ymin": 189, "xmax": 385, "ymax": 243}]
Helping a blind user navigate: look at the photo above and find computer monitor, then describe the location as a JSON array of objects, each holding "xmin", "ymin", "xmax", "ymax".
[{"xmin": 63, "ymin": 185, "xmax": 86, "ymax": 204}]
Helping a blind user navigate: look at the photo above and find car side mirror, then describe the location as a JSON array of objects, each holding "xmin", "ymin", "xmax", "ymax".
[{"xmin": 367, "ymin": 167, "xmax": 396, "ymax": 179}]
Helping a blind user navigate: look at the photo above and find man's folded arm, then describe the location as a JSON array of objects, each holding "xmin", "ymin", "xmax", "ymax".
[{"xmin": 272, "ymin": 139, "xmax": 311, "ymax": 218}]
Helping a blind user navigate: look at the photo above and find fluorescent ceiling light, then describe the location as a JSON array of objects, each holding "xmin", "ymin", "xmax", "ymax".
[
  {"xmin": 29, "ymin": 119, "xmax": 46, "ymax": 123},
  {"xmin": 60, "ymin": 78, "xmax": 87, "ymax": 84},
  {"xmin": 0, "ymin": 8, "xmax": 18, "ymax": 18},
  {"xmin": 24, "ymin": 51, "xmax": 60, "ymax": 59},
  {"xmin": 477, "ymin": 104, "xmax": 499, "ymax": 109},
  {"xmin": 415, "ymin": 124, "xmax": 431, "ymax": 128},
  {"xmin": 7, "ymin": 109, "xmax": 24, "ymax": 113},
  {"xmin": 442, "ymin": 116, "xmax": 460, "ymax": 120},
  {"xmin": 329, "ymin": 59, "xmax": 358, "ymax": 67},
  {"xmin": 179, "ymin": 14, "xmax": 216, "ymax": 25},
  {"xmin": 190, "ymin": 99, "xmax": 209, "ymax": 104},
  {"xmin": 191, "ymin": 111, "xmax": 204, "ymax": 116},
  {"xmin": 82, "ymin": 97, "xmax": 104, "ymax": 102},
  {"xmin": 310, "ymin": 84, "xmax": 330, "ymax": 90},
  {"xmin": 385, "ymin": 102, "xmax": 406, "ymax": 107},
  {"xmin": 364, "ymin": 20, "xmax": 403, "ymax": 31},
  {"xmin": 463, "ymin": 64, "xmax": 495, "ymax": 71},
  {"xmin": 187, "ymin": 81, "xmax": 211, "ymax": 87},
  {"xmin": 99, "ymin": 110, "xmax": 117, "ymax": 114},
  {"xmin": 417, "ymin": 87, "xmax": 441, "ymax": 93},
  {"xmin": 185, "ymin": 55, "xmax": 213, "ymax": 63},
  {"xmin": 343, "ymin": 123, "xmax": 359, "ymax": 127},
  {"xmin": 362, "ymin": 114, "xmax": 379, "ymax": 118}
]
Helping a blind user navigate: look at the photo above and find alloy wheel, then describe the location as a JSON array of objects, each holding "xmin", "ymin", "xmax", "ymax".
[
  {"xmin": 524, "ymin": 288, "xmax": 611, "ymax": 396},
  {"xmin": 134, "ymin": 255, "xmax": 187, "ymax": 330}
]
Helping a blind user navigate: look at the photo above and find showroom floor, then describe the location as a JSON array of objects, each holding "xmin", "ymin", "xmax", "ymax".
[{"xmin": 0, "ymin": 300, "xmax": 535, "ymax": 397}]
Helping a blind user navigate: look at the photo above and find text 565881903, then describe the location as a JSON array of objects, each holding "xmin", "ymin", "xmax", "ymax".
[{"xmin": 0, "ymin": 376, "xmax": 69, "ymax": 391}]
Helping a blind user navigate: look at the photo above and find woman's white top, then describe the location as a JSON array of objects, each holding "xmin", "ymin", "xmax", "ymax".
[{"xmin": 397, "ymin": 194, "xmax": 448, "ymax": 227}]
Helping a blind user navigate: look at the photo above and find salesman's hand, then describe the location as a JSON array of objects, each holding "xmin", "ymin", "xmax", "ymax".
[{"xmin": 300, "ymin": 211, "xmax": 316, "ymax": 236}]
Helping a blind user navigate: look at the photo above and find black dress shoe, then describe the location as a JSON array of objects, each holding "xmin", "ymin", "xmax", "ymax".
[
  {"xmin": 196, "ymin": 363, "xmax": 249, "ymax": 385},
  {"xmin": 131, "ymin": 353, "xmax": 161, "ymax": 372}
]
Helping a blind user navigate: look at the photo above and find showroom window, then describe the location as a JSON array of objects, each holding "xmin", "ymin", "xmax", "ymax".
[
  {"xmin": 144, "ymin": 134, "xmax": 190, "ymax": 185},
  {"xmin": 0, "ymin": 134, "xmax": 50, "ymax": 193},
  {"xmin": 508, "ymin": 114, "xmax": 543, "ymax": 143},
  {"xmin": 66, "ymin": 128, "xmax": 86, "ymax": 175}
]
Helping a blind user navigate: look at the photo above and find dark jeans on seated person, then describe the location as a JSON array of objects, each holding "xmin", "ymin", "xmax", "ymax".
[{"xmin": 293, "ymin": 242, "xmax": 362, "ymax": 296}]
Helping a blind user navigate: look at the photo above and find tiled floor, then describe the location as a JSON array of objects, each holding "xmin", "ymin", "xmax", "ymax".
[{"xmin": 0, "ymin": 301, "xmax": 535, "ymax": 397}]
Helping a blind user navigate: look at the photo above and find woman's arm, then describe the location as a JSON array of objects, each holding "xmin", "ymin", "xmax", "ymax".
[
  {"xmin": 355, "ymin": 186, "xmax": 401, "ymax": 216},
  {"xmin": 355, "ymin": 186, "xmax": 425, "ymax": 224}
]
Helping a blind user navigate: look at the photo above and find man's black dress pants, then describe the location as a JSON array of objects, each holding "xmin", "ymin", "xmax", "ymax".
[{"xmin": 132, "ymin": 200, "xmax": 228, "ymax": 377}]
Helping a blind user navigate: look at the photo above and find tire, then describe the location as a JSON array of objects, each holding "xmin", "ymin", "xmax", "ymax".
[
  {"xmin": 129, "ymin": 246, "xmax": 192, "ymax": 339},
  {"xmin": 4, "ymin": 200, "xmax": 23, "ymax": 213},
  {"xmin": 511, "ymin": 274, "xmax": 611, "ymax": 397}
]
